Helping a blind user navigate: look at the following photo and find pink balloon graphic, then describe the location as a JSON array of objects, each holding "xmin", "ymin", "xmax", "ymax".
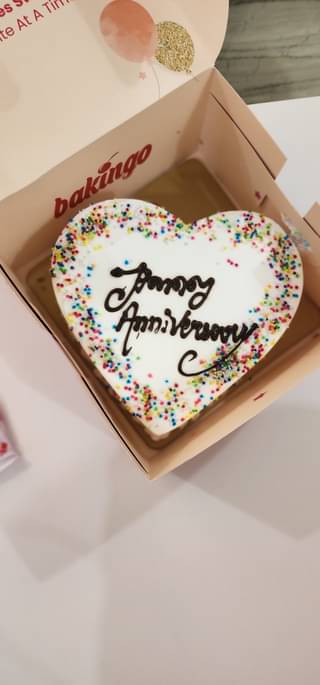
[{"xmin": 100, "ymin": 0, "xmax": 157, "ymax": 63}]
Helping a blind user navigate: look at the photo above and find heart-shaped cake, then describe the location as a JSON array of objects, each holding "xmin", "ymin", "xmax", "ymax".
[{"xmin": 51, "ymin": 200, "xmax": 303, "ymax": 443}]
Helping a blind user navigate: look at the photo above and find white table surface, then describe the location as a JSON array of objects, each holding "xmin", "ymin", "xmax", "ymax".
[{"xmin": 0, "ymin": 99, "xmax": 320, "ymax": 685}]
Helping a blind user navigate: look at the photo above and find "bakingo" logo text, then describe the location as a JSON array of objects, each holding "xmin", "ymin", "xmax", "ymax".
[{"xmin": 54, "ymin": 143, "xmax": 152, "ymax": 219}]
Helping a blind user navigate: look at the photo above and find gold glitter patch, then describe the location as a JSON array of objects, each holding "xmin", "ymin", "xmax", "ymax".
[{"xmin": 155, "ymin": 21, "xmax": 195, "ymax": 73}]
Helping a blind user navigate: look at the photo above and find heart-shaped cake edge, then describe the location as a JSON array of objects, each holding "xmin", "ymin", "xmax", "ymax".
[{"xmin": 51, "ymin": 200, "xmax": 304, "ymax": 444}]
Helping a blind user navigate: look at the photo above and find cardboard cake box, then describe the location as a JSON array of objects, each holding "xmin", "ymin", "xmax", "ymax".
[{"xmin": 0, "ymin": 0, "xmax": 320, "ymax": 478}]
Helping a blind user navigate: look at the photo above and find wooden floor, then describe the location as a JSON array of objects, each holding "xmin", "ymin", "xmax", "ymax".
[{"xmin": 216, "ymin": 0, "xmax": 320, "ymax": 103}]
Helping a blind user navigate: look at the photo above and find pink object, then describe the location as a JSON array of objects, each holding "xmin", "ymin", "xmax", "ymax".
[
  {"xmin": 100, "ymin": 0, "xmax": 157, "ymax": 63},
  {"xmin": 0, "ymin": 418, "xmax": 18, "ymax": 471}
]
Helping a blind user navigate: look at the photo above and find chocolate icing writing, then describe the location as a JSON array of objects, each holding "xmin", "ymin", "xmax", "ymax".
[
  {"xmin": 114, "ymin": 301, "xmax": 258, "ymax": 362},
  {"xmin": 104, "ymin": 262, "xmax": 215, "ymax": 312},
  {"xmin": 177, "ymin": 323, "xmax": 259, "ymax": 377},
  {"xmin": 104, "ymin": 262, "xmax": 259, "ymax": 376}
]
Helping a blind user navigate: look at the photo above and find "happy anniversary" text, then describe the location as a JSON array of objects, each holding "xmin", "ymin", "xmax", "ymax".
[{"xmin": 104, "ymin": 262, "xmax": 258, "ymax": 377}]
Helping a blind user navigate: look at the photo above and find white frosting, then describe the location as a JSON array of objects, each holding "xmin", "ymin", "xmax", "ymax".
[{"xmin": 51, "ymin": 200, "xmax": 303, "ymax": 440}]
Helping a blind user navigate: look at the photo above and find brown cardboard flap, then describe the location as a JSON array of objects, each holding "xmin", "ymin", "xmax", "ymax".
[
  {"xmin": 211, "ymin": 70, "xmax": 287, "ymax": 179},
  {"xmin": 305, "ymin": 203, "xmax": 320, "ymax": 238},
  {"xmin": 197, "ymin": 83, "xmax": 320, "ymax": 309}
]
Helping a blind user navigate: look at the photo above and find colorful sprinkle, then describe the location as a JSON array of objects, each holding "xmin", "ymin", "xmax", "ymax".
[{"xmin": 51, "ymin": 203, "xmax": 303, "ymax": 440}]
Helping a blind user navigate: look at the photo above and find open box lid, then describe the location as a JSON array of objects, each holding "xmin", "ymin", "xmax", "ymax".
[{"xmin": 0, "ymin": 0, "xmax": 229, "ymax": 201}]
